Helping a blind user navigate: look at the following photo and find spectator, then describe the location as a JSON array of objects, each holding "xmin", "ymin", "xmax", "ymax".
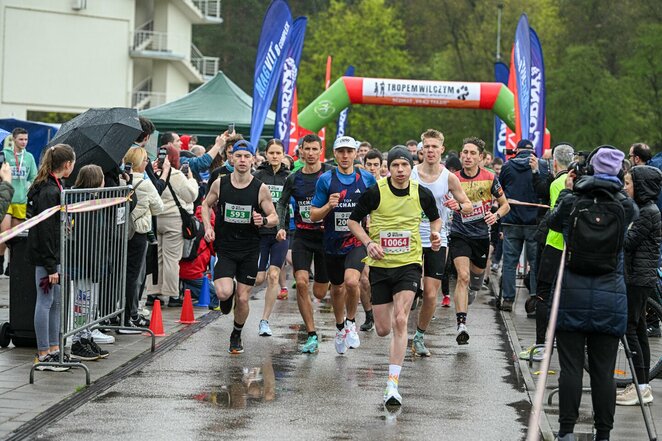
[
  {"xmin": 119, "ymin": 147, "xmax": 163, "ymax": 333},
  {"xmin": 180, "ymin": 134, "xmax": 191, "ymax": 151},
  {"xmin": 147, "ymin": 144, "xmax": 199, "ymax": 307},
  {"xmin": 628, "ymin": 142, "xmax": 652, "ymax": 166},
  {"xmin": 179, "ymin": 205, "xmax": 217, "ymax": 303},
  {"xmin": 28, "ymin": 144, "xmax": 76, "ymax": 371},
  {"xmin": 208, "ymin": 133, "xmax": 244, "ymax": 191},
  {"xmin": 380, "ymin": 157, "xmax": 389, "ymax": 178},
  {"xmin": 363, "ymin": 149, "xmax": 382, "ymax": 179},
  {"xmin": 165, "ymin": 131, "xmax": 224, "ymax": 181},
  {"xmin": 191, "ymin": 145, "xmax": 206, "ymax": 157},
  {"xmin": 134, "ymin": 117, "xmax": 171, "ymax": 195},
  {"xmin": 617, "ymin": 165, "xmax": 662, "ymax": 406},
  {"xmin": 0, "ymin": 163, "xmax": 15, "ymax": 219},
  {"xmin": 405, "ymin": 139, "xmax": 418, "ymax": 159},
  {"xmin": 357, "ymin": 141, "xmax": 371, "ymax": 162},
  {"xmin": 492, "ymin": 157, "xmax": 504, "ymax": 177}
]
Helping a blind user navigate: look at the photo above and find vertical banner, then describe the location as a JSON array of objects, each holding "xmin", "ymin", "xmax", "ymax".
[
  {"xmin": 288, "ymin": 89, "xmax": 299, "ymax": 156},
  {"xmin": 275, "ymin": 17, "xmax": 308, "ymax": 142},
  {"xmin": 513, "ymin": 13, "xmax": 531, "ymax": 143},
  {"xmin": 529, "ymin": 28, "xmax": 546, "ymax": 157},
  {"xmin": 505, "ymin": 47, "xmax": 518, "ymax": 159},
  {"xmin": 335, "ymin": 65, "xmax": 355, "ymax": 139},
  {"xmin": 250, "ymin": 0, "xmax": 292, "ymax": 147},
  {"xmin": 493, "ymin": 62, "xmax": 509, "ymax": 160},
  {"xmin": 318, "ymin": 55, "xmax": 332, "ymax": 157}
]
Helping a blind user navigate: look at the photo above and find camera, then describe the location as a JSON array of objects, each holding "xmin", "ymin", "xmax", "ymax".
[
  {"xmin": 505, "ymin": 148, "xmax": 516, "ymax": 156},
  {"xmin": 567, "ymin": 152, "xmax": 588, "ymax": 177},
  {"xmin": 124, "ymin": 162, "xmax": 132, "ymax": 174},
  {"xmin": 0, "ymin": 151, "xmax": 5, "ymax": 166},
  {"xmin": 158, "ymin": 147, "xmax": 167, "ymax": 166}
]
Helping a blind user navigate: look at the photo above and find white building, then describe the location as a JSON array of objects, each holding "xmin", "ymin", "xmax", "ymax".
[{"xmin": 0, "ymin": 0, "xmax": 222, "ymax": 119}]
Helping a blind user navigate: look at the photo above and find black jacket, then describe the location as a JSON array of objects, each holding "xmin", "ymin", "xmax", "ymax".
[
  {"xmin": 625, "ymin": 165, "xmax": 662, "ymax": 287},
  {"xmin": 27, "ymin": 175, "xmax": 63, "ymax": 275},
  {"xmin": 253, "ymin": 162, "xmax": 290, "ymax": 236}
]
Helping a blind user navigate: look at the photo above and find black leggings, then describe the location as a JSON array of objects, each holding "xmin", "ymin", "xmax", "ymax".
[
  {"xmin": 535, "ymin": 246, "xmax": 563, "ymax": 344},
  {"xmin": 625, "ymin": 284, "xmax": 652, "ymax": 384}
]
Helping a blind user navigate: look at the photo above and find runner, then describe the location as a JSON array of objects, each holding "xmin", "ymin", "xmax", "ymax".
[
  {"xmin": 201, "ymin": 140, "xmax": 278, "ymax": 354},
  {"xmin": 409, "ymin": 129, "xmax": 473, "ymax": 356},
  {"xmin": 348, "ymin": 146, "xmax": 441, "ymax": 406},
  {"xmin": 310, "ymin": 136, "xmax": 377, "ymax": 354},
  {"xmin": 449, "ymin": 137, "xmax": 509, "ymax": 345},
  {"xmin": 275, "ymin": 134, "xmax": 332, "ymax": 354},
  {"xmin": 253, "ymin": 139, "xmax": 290, "ymax": 337}
]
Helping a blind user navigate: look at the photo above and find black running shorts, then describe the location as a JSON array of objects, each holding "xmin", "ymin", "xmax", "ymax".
[
  {"xmin": 215, "ymin": 248, "xmax": 260, "ymax": 286},
  {"xmin": 325, "ymin": 246, "xmax": 367, "ymax": 286},
  {"xmin": 423, "ymin": 246, "xmax": 447, "ymax": 281},
  {"xmin": 369, "ymin": 264, "xmax": 422, "ymax": 305},
  {"xmin": 291, "ymin": 230, "xmax": 329, "ymax": 284},
  {"xmin": 449, "ymin": 235, "xmax": 490, "ymax": 269}
]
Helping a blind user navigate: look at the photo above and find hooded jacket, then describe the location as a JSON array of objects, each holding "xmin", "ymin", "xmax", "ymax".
[
  {"xmin": 253, "ymin": 162, "xmax": 290, "ymax": 236},
  {"xmin": 499, "ymin": 149, "xmax": 549, "ymax": 225},
  {"xmin": 27, "ymin": 175, "xmax": 63, "ymax": 274},
  {"xmin": 625, "ymin": 165, "xmax": 662, "ymax": 287},
  {"xmin": 548, "ymin": 175, "xmax": 638, "ymax": 337}
]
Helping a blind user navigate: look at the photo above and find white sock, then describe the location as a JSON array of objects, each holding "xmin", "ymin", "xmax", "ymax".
[{"xmin": 388, "ymin": 364, "xmax": 401, "ymax": 387}]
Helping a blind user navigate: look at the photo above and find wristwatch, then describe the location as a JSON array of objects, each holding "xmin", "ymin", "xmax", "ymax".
[{"xmin": 495, "ymin": 213, "xmax": 501, "ymax": 221}]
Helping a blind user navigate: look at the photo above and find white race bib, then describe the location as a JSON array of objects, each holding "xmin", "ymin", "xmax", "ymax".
[
  {"xmin": 334, "ymin": 211, "xmax": 350, "ymax": 232},
  {"xmin": 379, "ymin": 230, "xmax": 411, "ymax": 254},
  {"xmin": 224, "ymin": 203, "xmax": 252, "ymax": 224},
  {"xmin": 298, "ymin": 201, "xmax": 313, "ymax": 223},
  {"xmin": 267, "ymin": 184, "xmax": 283, "ymax": 203}
]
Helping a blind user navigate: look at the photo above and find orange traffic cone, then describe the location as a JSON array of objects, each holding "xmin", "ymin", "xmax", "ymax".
[
  {"xmin": 178, "ymin": 289, "xmax": 198, "ymax": 324},
  {"xmin": 148, "ymin": 299, "xmax": 166, "ymax": 336}
]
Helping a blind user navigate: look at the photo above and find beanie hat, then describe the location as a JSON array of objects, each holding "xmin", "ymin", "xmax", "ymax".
[
  {"xmin": 445, "ymin": 155, "xmax": 462, "ymax": 172},
  {"xmin": 232, "ymin": 140, "xmax": 256, "ymax": 155},
  {"xmin": 590, "ymin": 146, "xmax": 624, "ymax": 176},
  {"xmin": 517, "ymin": 139, "xmax": 534, "ymax": 150},
  {"xmin": 387, "ymin": 146, "xmax": 413, "ymax": 168}
]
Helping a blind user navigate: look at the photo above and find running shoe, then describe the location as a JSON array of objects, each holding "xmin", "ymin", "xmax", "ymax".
[
  {"xmin": 277, "ymin": 287, "xmax": 288, "ymax": 300},
  {"xmin": 500, "ymin": 298, "xmax": 514, "ymax": 312},
  {"xmin": 335, "ymin": 328, "xmax": 348, "ymax": 354},
  {"xmin": 411, "ymin": 334, "xmax": 431, "ymax": 357},
  {"xmin": 258, "ymin": 320, "xmax": 273, "ymax": 337},
  {"xmin": 456, "ymin": 323, "xmax": 470, "ymax": 345},
  {"xmin": 383, "ymin": 383, "xmax": 402, "ymax": 406},
  {"xmin": 441, "ymin": 294, "xmax": 451, "ymax": 308},
  {"xmin": 647, "ymin": 324, "xmax": 661, "ymax": 338},
  {"xmin": 345, "ymin": 321, "xmax": 360, "ymax": 349},
  {"xmin": 116, "ymin": 320, "xmax": 143, "ymax": 335},
  {"xmin": 228, "ymin": 333, "xmax": 244, "ymax": 354},
  {"xmin": 301, "ymin": 335, "xmax": 319, "ymax": 353},
  {"xmin": 518, "ymin": 345, "xmax": 544, "ymax": 362},
  {"xmin": 360, "ymin": 317, "xmax": 374, "ymax": 332},
  {"xmin": 468, "ymin": 289, "xmax": 477, "ymax": 305},
  {"xmin": 33, "ymin": 353, "xmax": 70, "ymax": 372},
  {"xmin": 491, "ymin": 262, "xmax": 500, "ymax": 273},
  {"xmin": 131, "ymin": 314, "xmax": 150, "ymax": 328},
  {"xmin": 91, "ymin": 329, "xmax": 115, "ymax": 344},
  {"xmin": 616, "ymin": 383, "xmax": 653, "ymax": 405}
]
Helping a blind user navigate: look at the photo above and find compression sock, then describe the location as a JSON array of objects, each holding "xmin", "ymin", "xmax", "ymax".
[
  {"xmin": 232, "ymin": 321, "xmax": 244, "ymax": 336},
  {"xmin": 365, "ymin": 310, "xmax": 373, "ymax": 320},
  {"xmin": 456, "ymin": 312, "xmax": 467, "ymax": 326},
  {"xmin": 415, "ymin": 327, "xmax": 426, "ymax": 339},
  {"xmin": 336, "ymin": 322, "xmax": 345, "ymax": 331},
  {"xmin": 469, "ymin": 270, "xmax": 485, "ymax": 291}
]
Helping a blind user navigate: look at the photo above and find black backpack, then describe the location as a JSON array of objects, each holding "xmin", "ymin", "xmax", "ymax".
[{"xmin": 566, "ymin": 188, "xmax": 625, "ymax": 275}]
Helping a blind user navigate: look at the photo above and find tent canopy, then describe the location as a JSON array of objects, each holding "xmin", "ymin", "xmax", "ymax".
[
  {"xmin": 140, "ymin": 71, "xmax": 275, "ymax": 140},
  {"xmin": 0, "ymin": 118, "xmax": 60, "ymax": 162}
]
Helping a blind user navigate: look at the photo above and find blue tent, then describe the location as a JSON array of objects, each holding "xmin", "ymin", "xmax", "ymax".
[{"xmin": 0, "ymin": 118, "xmax": 59, "ymax": 163}]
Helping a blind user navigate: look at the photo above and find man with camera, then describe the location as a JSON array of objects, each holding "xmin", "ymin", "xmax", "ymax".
[
  {"xmin": 548, "ymin": 146, "xmax": 638, "ymax": 441},
  {"xmin": 498, "ymin": 139, "xmax": 549, "ymax": 312}
]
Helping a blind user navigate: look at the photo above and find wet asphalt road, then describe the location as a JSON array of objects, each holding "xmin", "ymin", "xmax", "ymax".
[{"xmin": 34, "ymin": 286, "xmax": 531, "ymax": 440}]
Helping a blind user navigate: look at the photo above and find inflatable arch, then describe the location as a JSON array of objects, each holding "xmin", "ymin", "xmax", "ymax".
[{"xmin": 298, "ymin": 76, "xmax": 516, "ymax": 134}]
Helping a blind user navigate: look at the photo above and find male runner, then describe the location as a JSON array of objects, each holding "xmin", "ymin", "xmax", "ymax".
[
  {"xmin": 409, "ymin": 129, "xmax": 473, "ymax": 356},
  {"xmin": 202, "ymin": 140, "xmax": 278, "ymax": 354},
  {"xmin": 348, "ymin": 146, "xmax": 441, "ymax": 406},
  {"xmin": 310, "ymin": 136, "xmax": 376, "ymax": 354},
  {"xmin": 275, "ymin": 134, "xmax": 332, "ymax": 354},
  {"xmin": 450, "ymin": 137, "xmax": 509, "ymax": 345}
]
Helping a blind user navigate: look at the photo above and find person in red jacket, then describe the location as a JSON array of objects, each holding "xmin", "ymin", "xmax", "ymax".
[{"xmin": 179, "ymin": 206, "xmax": 216, "ymax": 305}]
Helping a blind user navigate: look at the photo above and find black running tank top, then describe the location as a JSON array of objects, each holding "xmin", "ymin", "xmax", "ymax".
[{"xmin": 216, "ymin": 175, "xmax": 262, "ymax": 251}]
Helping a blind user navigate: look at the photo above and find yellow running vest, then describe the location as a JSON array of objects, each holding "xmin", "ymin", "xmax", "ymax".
[{"xmin": 365, "ymin": 179, "xmax": 423, "ymax": 268}]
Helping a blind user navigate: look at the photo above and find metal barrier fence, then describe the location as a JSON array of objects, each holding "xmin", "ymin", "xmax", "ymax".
[{"xmin": 30, "ymin": 186, "xmax": 154, "ymax": 384}]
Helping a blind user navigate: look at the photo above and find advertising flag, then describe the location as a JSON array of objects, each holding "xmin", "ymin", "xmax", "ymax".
[
  {"xmin": 251, "ymin": 0, "xmax": 292, "ymax": 147},
  {"xmin": 513, "ymin": 13, "xmax": 531, "ymax": 143},
  {"xmin": 529, "ymin": 28, "xmax": 546, "ymax": 157},
  {"xmin": 493, "ymin": 61, "xmax": 509, "ymax": 160},
  {"xmin": 335, "ymin": 65, "xmax": 355, "ymax": 139},
  {"xmin": 287, "ymin": 89, "xmax": 299, "ymax": 156},
  {"xmin": 275, "ymin": 17, "xmax": 307, "ymax": 142}
]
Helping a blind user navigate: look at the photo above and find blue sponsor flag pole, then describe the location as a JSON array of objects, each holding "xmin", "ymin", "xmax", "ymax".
[{"xmin": 275, "ymin": 17, "xmax": 307, "ymax": 142}]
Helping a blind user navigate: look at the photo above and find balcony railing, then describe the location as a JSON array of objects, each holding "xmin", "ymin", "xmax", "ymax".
[
  {"xmin": 191, "ymin": 43, "xmax": 219, "ymax": 79},
  {"xmin": 132, "ymin": 78, "xmax": 166, "ymax": 110},
  {"xmin": 192, "ymin": 0, "xmax": 222, "ymax": 20}
]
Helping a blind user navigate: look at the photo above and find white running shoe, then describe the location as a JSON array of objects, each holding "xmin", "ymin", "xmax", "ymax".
[
  {"xmin": 345, "ymin": 321, "xmax": 360, "ymax": 349},
  {"xmin": 456, "ymin": 323, "xmax": 470, "ymax": 345},
  {"xmin": 91, "ymin": 329, "xmax": 115, "ymax": 344},
  {"xmin": 335, "ymin": 328, "xmax": 348, "ymax": 354},
  {"xmin": 384, "ymin": 383, "xmax": 402, "ymax": 406}
]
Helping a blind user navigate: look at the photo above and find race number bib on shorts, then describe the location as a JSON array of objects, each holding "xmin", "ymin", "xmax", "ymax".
[
  {"xmin": 380, "ymin": 230, "xmax": 411, "ymax": 254},
  {"xmin": 334, "ymin": 212, "xmax": 350, "ymax": 232},
  {"xmin": 267, "ymin": 185, "xmax": 283, "ymax": 203},
  {"xmin": 224, "ymin": 204, "xmax": 252, "ymax": 224},
  {"xmin": 298, "ymin": 201, "xmax": 313, "ymax": 223},
  {"xmin": 461, "ymin": 202, "xmax": 487, "ymax": 223}
]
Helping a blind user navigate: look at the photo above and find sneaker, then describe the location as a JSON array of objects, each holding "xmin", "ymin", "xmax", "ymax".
[
  {"xmin": 33, "ymin": 353, "xmax": 70, "ymax": 372},
  {"xmin": 501, "ymin": 298, "xmax": 514, "ymax": 312},
  {"xmin": 518, "ymin": 345, "xmax": 544, "ymax": 362},
  {"xmin": 86, "ymin": 338, "xmax": 109, "ymax": 359},
  {"xmin": 456, "ymin": 323, "xmax": 470, "ymax": 345},
  {"xmin": 647, "ymin": 325, "xmax": 661, "ymax": 338},
  {"xmin": 168, "ymin": 297, "xmax": 183, "ymax": 307},
  {"xmin": 228, "ymin": 333, "xmax": 244, "ymax": 354},
  {"xmin": 616, "ymin": 383, "xmax": 654, "ymax": 405},
  {"xmin": 301, "ymin": 335, "xmax": 319, "ymax": 353},
  {"xmin": 525, "ymin": 296, "xmax": 537, "ymax": 314},
  {"xmin": 360, "ymin": 317, "xmax": 374, "ymax": 332},
  {"xmin": 345, "ymin": 321, "xmax": 360, "ymax": 349},
  {"xmin": 491, "ymin": 263, "xmax": 499, "ymax": 273},
  {"xmin": 116, "ymin": 321, "xmax": 143, "ymax": 335},
  {"xmin": 468, "ymin": 289, "xmax": 477, "ymax": 305},
  {"xmin": 277, "ymin": 287, "xmax": 288, "ymax": 300},
  {"xmin": 91, "ymin": 329, "xmax": 115, "ymax": 344},
  {"xmin": 4, "ymin": 263, "xmax": 9, "ymax": 277},
  {"xmin": 556, "ymin": 434, "xmax": 576, "ymax": 441},
  {"xmin": 132, "ymin": 314, "xmax": 150, "ymax": 328},
  {"xmin": 412, "ymin": 334, "xmax": 431, "ymax": 357},
  {"xmin": 71, "ymin": 340, "xmax": 100, "ymax": 361},
  {"xmin": 209, "ymin": 304, "xmax": 221, "ymax": 311},
  {"xmin": 145, "ymin": 294, "xmax": 158, "ymax": 306},
  {"xmin": 258, "ymin": 320, "xmax": 272, "ymax": 337},
  {"xmin": 384, "ymin": 382, "xmax": 402, "ymax": 406},
  {"xmin": 335, "ymin": 328, "xmax": 348, "ymax": 354},
  {"xmin": 441, "ymin": 294, "xmax": 451, "ymax": 308}
]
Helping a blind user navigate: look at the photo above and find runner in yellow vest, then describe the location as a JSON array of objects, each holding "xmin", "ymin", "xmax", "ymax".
[{"xmin": 348, "ymin": 146, "xmax": 441, "ymax": 408}]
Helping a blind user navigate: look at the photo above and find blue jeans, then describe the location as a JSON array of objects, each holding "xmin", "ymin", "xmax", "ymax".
[{"xmin": 501, "ymin": 224, "xmax": 538, "ymax": 300}]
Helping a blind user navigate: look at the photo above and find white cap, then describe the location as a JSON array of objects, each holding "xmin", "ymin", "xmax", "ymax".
[{"xmin": 333, "ymin": 136, "xmax": 358, "ymax": 150}]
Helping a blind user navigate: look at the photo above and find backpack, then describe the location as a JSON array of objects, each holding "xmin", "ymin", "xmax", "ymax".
[
  {"xmin": 566, "ymin": 188, "xmax": 625, "ymax": 275},
  {"xmin": 181, "ymin": 220, "xmax": 206, "ymax": 262}
]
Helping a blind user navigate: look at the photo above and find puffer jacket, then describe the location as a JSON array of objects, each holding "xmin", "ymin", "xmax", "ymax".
[
  {"xmin": 130, "ymin": 173, "xmax": 164, "ymax": 234},
  {"xmin": 160, "ymin": 169, "xmax": 198, "ymax": 216},
  {"xmin": 253, "ymin": 162, "xmax": 289, "ymax": 236},
  {"xmin": 548, "ymin": 175, "xmax": 638, "ymax": 337},
  {"xmin": 499, "ymin": 149, "xmax": 549, "ymax": 225},
  {"xmin": 625, "ymin": 165, "xmax": 662, "ymax": 287}
]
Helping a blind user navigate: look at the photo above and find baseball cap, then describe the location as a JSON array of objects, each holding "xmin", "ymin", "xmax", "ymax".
[
  {"xmin": 232, "ymin": 140, "xmax": 255, "ymax": 155},
  {"xmin": 333, "ymin": 136, "xmax": 358, "ymax": 150}
]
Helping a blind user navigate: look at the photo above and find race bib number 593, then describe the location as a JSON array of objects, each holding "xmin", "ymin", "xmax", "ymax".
[{"xmin": 224, "ymin": 203, "xmax": 251, "ymax": 224}]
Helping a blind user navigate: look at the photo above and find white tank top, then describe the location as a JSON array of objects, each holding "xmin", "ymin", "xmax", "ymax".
[{"xmin": 411, "ymin": 166, "xmax": 451, "ymax": 247}]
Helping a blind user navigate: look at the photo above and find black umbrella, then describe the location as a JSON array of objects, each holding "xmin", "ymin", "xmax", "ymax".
[{"xmin": 47, "ymin": 107, "xmax": 142, "ymax": 176}]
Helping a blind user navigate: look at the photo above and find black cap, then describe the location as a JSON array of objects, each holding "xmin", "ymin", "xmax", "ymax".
[
  {"xmin": 517, "ymin": 139, "xmax": 534, "ymax": 150},
  {"xmin": 387, "ymin": 146, "xmax": 413, "ymax": 168}
]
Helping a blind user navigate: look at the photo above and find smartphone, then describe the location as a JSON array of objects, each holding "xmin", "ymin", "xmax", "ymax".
[
  {"xmin": 181, "ymin": 163, "xmax": 190, "ymax": 175},
  {"xmin": 228, "ymin": 123, "xmax": 235, "ymax": 134},
  {"xmin": 124, "ymin": 162, "xmax": 132, "ymax": 174},
  {"xmin": 158, "ymin": 147, "xmax": 167, "ymax": 166},
  {"xmin": 0, "ymin": 151, "xmax": 5, "ymax": 166}
]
